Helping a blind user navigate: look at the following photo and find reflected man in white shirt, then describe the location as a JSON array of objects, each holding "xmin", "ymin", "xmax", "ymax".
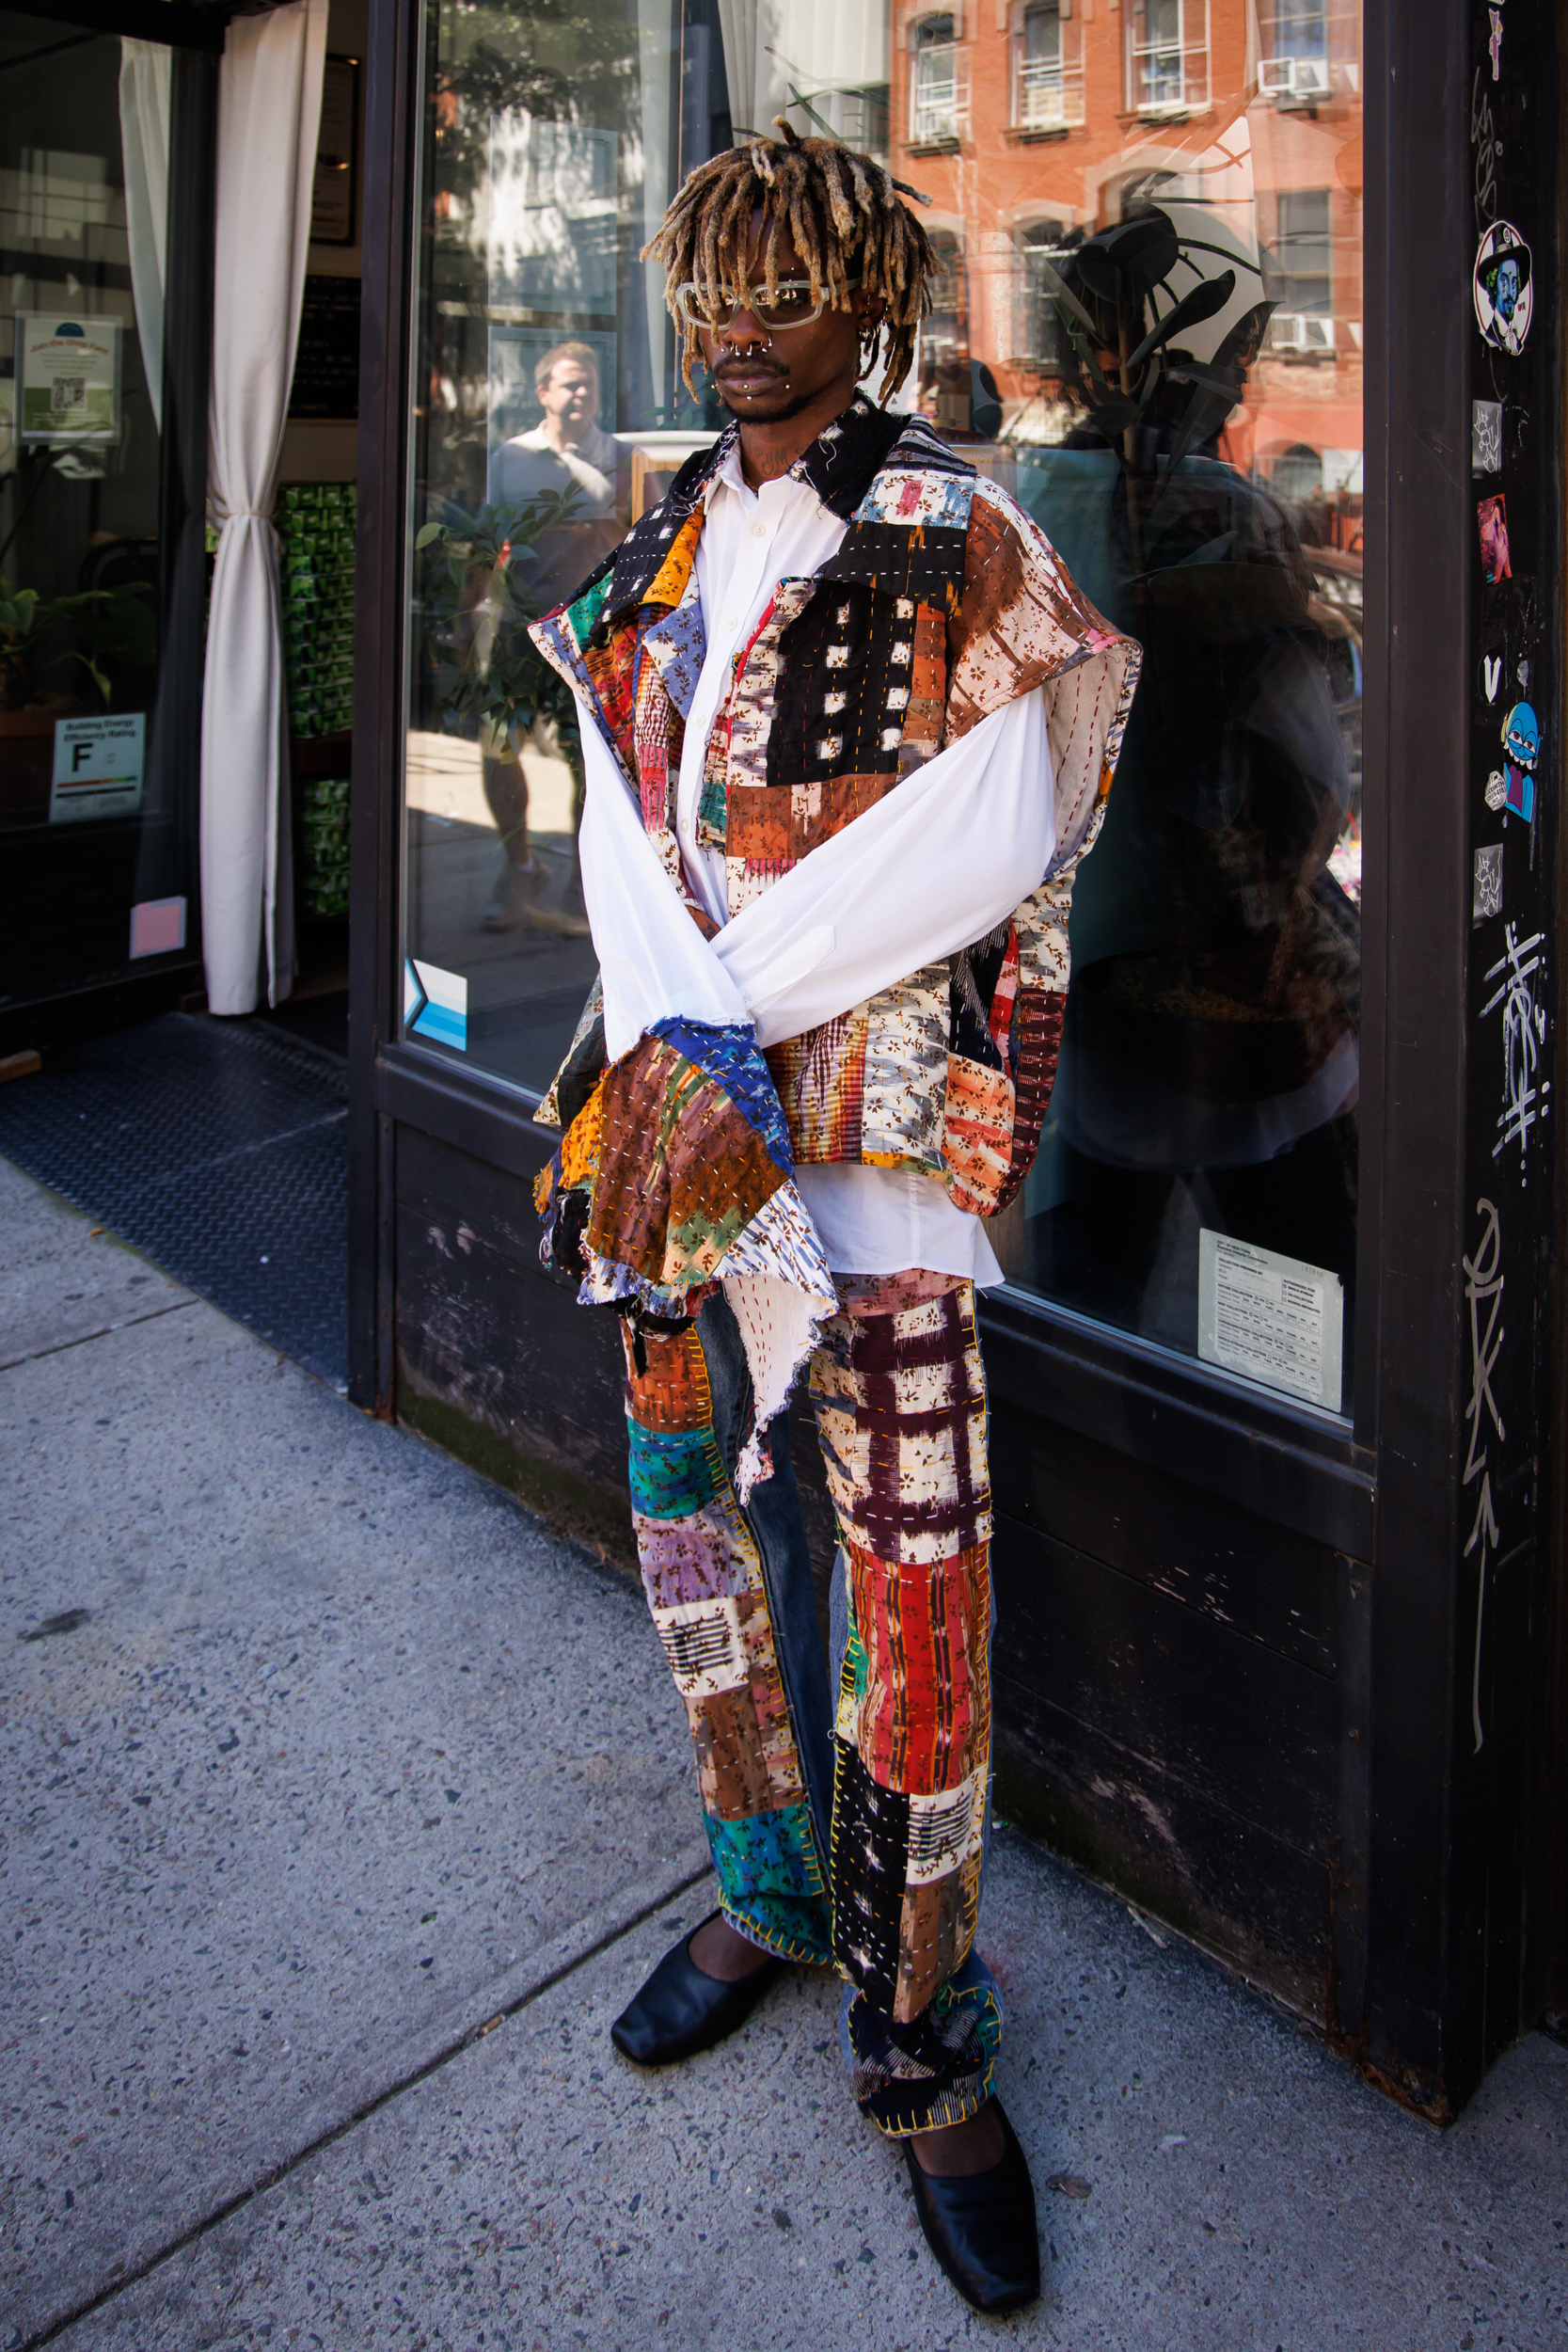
[
  {"xmin": 482, "ymin": 342, "xmax": 626, "ymax": 934},
  {"xmin": 488, "ymin": 339, "xmax": 619, "ymax": 516}
]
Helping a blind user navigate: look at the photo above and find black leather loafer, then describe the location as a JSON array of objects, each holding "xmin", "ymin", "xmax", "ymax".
[
  {"xmin": 902, "ymin": 2099, "xmax": 1041, "ymax": 2314},
  {"xmin": 610, "ymin": 1914, "xmax": 782, "ymax": 2066}
]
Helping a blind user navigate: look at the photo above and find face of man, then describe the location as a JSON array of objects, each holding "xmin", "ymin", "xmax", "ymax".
[
  {"xmin": 541, "ymin": 361, "xmax": 598, "ymax": 436},
  {"xmin": 1495, "ymin": 259, "xmax": 1520, "ymax": 322},
  {"xmin": 697, "ymin": 215, "xmax": 872, "ymax": 426}
]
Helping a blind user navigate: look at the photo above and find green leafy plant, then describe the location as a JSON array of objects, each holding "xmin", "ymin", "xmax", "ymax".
[
  {"xmin": 414, "ymin": 490, "xmax": 583, "ymax": 739},
  {"xmin": 0, "ymin": 573, "xmax": 156, "ymax": 710}
]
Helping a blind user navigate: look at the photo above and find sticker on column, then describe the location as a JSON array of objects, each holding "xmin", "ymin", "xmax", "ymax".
[
  {"xmin": 1197, "ymin": 1232, "xmax": 1344, "ymax": 1415},
  {"xmin": 1474, "ymin": 843, "xmax": 1504, "ymax": 926},
  {"xmin": 1474, "ymin": 223, "xmax": 1532, "ymax": 355},
  {"xmin": 1500, "ymin": 701, "xmax": 1540, "ymax": 821},
  {"xmin": 404, "ymin": 958, "xmax": 468, "ymax": 1051},
  {"xmin": 50, "ymin": 712, "xmax": 145, "ymax": 822},
  {"xmin": 1472, "ymin": 399, "xmax": 1503, "ymax": 475},
  {"xmin": 1476, "ymin": 495, "xmax": 1511, "ymax": 583}
]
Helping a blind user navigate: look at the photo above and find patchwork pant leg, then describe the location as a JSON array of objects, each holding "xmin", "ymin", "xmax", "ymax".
[
  {"xmin": 625, "ymin": 1300, "xmax": 835, "ymax": 1967},
  {"xmin": 811, "ymin": 1274, "xmax": 1002, "ymax": 2137}
]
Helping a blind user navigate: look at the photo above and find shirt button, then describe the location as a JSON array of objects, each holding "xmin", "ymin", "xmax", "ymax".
[
  {"xmin": 723, "ymin": 615, "xmax": 739, "ymax": 632},
  {"xmin": 751, "ymin": 521, "xmax": 768, "ymax": 538}
]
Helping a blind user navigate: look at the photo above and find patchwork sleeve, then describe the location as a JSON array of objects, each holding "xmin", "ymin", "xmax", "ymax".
[
  {"xmin": 938, "ymin": 485, "xmax": 1143, "ymax": 1216},
  {"xmin": 945, "ymin": 481, "xmax": 1141, "ymax": 878}
]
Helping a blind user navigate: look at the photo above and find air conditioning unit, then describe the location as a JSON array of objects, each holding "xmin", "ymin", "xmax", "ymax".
[
  {"xmin": 1269, "ymin": 311, "xmax": 1337, "ymax": 360},
  {"xmin": 1260, "ymin": 55, "xmax": 1331, "ymax": 100}
]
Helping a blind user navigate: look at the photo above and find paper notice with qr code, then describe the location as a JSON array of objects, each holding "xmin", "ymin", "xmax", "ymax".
[
  {"xmin": 15, "ymin": 314, "xmax": 120, "ymax": 442},
  {"xmin": 1197, "ymin": 1231, "xmax": 1344, "ymax": 1414}
]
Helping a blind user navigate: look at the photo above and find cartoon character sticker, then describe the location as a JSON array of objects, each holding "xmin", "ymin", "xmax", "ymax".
[
  {"xmin": 1477, "ymin": 495, "xmax": 1512, "ymax": 583},
  {"xmin": 1501, "ymin": 700, "xmax": 1540, "ymax": 822},
  {"xmin": 1474, "ymin": 223, "xmax": 1533, "ymax": 355}
]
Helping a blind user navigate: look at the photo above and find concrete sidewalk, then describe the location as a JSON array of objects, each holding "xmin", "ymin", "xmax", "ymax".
[{"xmin": 3, "ymin": 1152, "xmax": 1566, "ymax": 2351}]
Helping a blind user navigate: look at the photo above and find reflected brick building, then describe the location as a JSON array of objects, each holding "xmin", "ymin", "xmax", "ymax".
[{"xmin": 885, "ymin": 0, "xmax": 1363, "ymax": 548}]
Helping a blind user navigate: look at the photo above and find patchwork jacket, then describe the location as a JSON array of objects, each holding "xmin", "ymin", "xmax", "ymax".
[{"xmin": 530, "ymin": 392, "xmax": 1141, "ymax": 1217}]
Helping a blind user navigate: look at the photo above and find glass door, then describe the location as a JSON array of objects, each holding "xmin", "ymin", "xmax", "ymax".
[{"xmin": 0, "ymin": 11, "xmax": 201, "ymax": 1032}]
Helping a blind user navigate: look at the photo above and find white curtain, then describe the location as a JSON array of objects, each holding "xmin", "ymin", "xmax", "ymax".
[
  {"xmin": 636, "ymin": 0, "xmax": 673, "ymax": 414},
  {"xmin": 201, "ymin": 0, "xmax": 327, "ymax": 1015},
  {"xmin": 715, "ymin": 0, "xmax": 765, "ymax": 135},
  {"xmin": 119, "ymin": 39, "xmax": 171, "ymax": 431},
  {"xmin": 716, "ymin": 0, "xmax": 890, "ymax": 139}
]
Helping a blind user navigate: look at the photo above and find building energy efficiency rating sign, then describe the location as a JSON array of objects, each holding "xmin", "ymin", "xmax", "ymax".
[
  {"xmin": 1197, "ymin": 1231, "xmax": 1344, "ymax": 1414},
  {"xmin": 50, "ymin": 713, "xmax": 145, "ymax": 823}
]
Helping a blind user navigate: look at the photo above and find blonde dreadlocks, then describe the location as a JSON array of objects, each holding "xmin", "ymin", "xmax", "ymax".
[{"xmin": 641, "ymin": 120, "xmax": 937, "ymax": 403}]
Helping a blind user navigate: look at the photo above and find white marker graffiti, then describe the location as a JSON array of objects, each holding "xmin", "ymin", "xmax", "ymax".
[
  {"xmin": 1462, "ymin": 1199, "xmax": 1504, "ymax": 1755},
  {"xmin": 1481, "ymin": 924, "xmax": 1549, "ymax": 1172},
  {"xmin": 1473, "ymin": 843, "xmax": 1504, "ymax": 922}
]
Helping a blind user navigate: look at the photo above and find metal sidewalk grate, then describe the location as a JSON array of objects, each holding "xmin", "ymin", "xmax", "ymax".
[{"xmin": 0, "ymin": 1012, "xmax": 348, "ymax": 1386}]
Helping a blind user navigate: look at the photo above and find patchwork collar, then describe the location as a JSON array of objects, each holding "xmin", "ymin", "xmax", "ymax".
[{"xmin": 594, "ymin": 394, "xmax": 942, "ymax": 639}]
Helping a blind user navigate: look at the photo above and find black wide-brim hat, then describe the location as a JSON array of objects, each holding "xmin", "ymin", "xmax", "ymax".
[{"xmin": 1480, "ymin": 234, "xmax": 1532, "ymax": 287}]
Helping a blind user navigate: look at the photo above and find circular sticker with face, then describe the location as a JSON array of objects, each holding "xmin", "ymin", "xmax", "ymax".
[{"xmin": 1474, "ymin": 222, "xmax": 1533, "ymax": 355}]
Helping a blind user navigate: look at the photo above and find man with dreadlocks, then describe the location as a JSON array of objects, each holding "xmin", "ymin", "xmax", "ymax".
[{"xmin": 528, "ymin": 125, "xmax": 1139, "ymax": 2314}]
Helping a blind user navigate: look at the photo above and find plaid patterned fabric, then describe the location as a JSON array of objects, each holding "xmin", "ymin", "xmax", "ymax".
[{"xmin": 624, "ymin": 1273, "xmax": 1000, "ymax": 2135}]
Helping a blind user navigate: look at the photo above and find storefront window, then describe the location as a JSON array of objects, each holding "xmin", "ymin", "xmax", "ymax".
[
  {"xmin": 0, "ymin": 16, "xmax": 188, "ymax": 1009},
  {"xmin": 400, "ymin": 0, "xmax": 1364, "ymax": 1418}
]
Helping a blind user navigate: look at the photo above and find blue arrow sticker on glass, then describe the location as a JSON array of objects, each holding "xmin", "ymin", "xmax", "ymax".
[{"xmin": 409, "ymin": 958, "xmax": 468, "ymax": 1052}]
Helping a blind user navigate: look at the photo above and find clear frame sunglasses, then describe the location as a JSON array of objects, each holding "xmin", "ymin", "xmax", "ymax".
[{"xmin": 673, "ymin": 275, "xmax": 863, "ymax": 333}]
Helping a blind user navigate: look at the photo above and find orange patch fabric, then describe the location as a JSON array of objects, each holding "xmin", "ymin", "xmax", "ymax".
[
  {"xmin": 844, "ymin": 1538, "xmax": 991, "ymax": 1798},
  {"xmin": 726, "ymin": 771, "xmax": 898, "ymax": 864},
  {"xmin": 767, "ymin": 1010, "xmax": 869, "ymax": 1164},
  {"xmin": 941, "ymin": 1054, "xmax": 1016, "ymax": 1216},
  {"xmin": 622, "ymin": 1318, "xmax": 713, "ymax": 1433}
]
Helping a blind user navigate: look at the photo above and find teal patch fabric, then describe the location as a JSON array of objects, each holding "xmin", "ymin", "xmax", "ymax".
[
  {"xmin": 707, "ymin": 1806, "xmax": 833, "ymax": 1968},
  {"xmin": 626, "ymin": 1420, "xmax": 726, "ymax": 1520}
]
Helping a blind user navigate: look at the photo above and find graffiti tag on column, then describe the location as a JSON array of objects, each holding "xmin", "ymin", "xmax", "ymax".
[
  {"xmin": 1471, "ymin": 69, "xmax": 1499, "ymax": 228},
  {"xmin": 1462, "ymin": 1199, "xmax": 1505, "ymax": 1754},
  {"xmin": 1480, "ymin": 923, "xmax": 1549, "ymax": 1176}
]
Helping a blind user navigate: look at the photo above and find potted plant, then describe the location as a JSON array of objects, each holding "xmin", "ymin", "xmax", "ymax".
[{"xmin": 0, "ymin": 573, "xmax": 156, "ymax": 818}]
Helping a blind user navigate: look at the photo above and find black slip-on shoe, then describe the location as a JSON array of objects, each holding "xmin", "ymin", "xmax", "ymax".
[
  {"xmin": 610, "ymin": 1913, "xmax": 782, "ymax": 2066},
  {"xmin": 902, "ymin": 2099, "xmax": 1041, "ymax": 2315}
]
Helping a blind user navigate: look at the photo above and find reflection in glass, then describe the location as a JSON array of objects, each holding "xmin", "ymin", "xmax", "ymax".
[
  {"xmin": 885, "ymin": 0, "xmax": 1365, "ymax": 1407},
  {"xmin": 400, "ymin": 0, "xmax": 1364, "ymax": 1411},
  {"xmin": 911, "ymin": 14, "xmax": 958, "ymax": 144},
  {"xmin": 0, "ymin": 17, "xmax": 181, "ymax": 1015}
]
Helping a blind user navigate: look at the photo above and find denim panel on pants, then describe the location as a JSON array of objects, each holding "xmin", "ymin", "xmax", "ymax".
[{"xmin": 623, "ymin": 1277, "xmax": 1000, "ymax": 2135}]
